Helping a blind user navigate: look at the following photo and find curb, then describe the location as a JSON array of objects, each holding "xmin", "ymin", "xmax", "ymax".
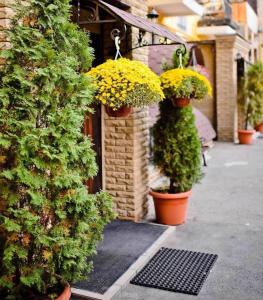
[{"xmin": 71, "ymin": 225, "xmax": 176, "ymax": 300}]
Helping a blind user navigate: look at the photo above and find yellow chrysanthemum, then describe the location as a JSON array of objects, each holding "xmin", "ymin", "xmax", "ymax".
[
  {"xmin": 160, "ymin": 68, "xmax": 212, "ymax": 100},
  {"xmin": 86, "ymin": 58, "xmax": 164, "ymax": 110}
]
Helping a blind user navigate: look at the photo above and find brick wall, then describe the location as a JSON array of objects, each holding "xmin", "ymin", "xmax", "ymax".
[
  {"xmin": 216, "ymin": 35, "xmax": 250, "ymax": 142},
  {"xmin": 0, "ymin": 0, "xmax": 13, "ymax": 63},
  {"xmin": 102, "ymin": 0, "xmax": 150, "ymax": 221}
]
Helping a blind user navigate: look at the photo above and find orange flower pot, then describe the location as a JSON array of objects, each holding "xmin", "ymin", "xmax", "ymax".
[
  {"xmin": 238, "ymin": 129, "xmax": 255, "ymax": 145},
  {"xmin": 150, "ymin": 189, "xmax": 192, "ymax": 225},
  {"xmin": 56, "ymin": 284, "xmax": 71, "ymax": 300},
  {"xmin": 171, "ymin": 97, "xmax": 190, "ymax": 108},
  {"xmin": 105, "ymin": 106, "xmax": 132, "ymax": 117},
  {"xmin": 255, "ymin": 122, "xmax": 263, "ymax": 133}
]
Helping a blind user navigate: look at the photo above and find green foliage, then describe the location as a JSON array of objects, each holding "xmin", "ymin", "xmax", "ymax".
[
  {"xmin": 238, "ymin": 61, "xmax": 263, "ymax": 128},
  {"xmin": 0, "ymin": 0, "xmax": 114, "ymax": 299},
  {"xmin": 152, "ymin": 100, "xmax": 202, "ymax": 193},
  {"xmin": 162, "ymin": 47, "xmax": 190, "ymax": 71}
]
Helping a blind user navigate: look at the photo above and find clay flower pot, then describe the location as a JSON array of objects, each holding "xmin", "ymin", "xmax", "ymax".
[
  {"xmin": 171, "ymin": 97, "xmax": 190, "ymax": 108},
  {"xmin": 105, "ymin": 106, "xmax": 132, "ymax": 117},
  {"xmin": 255, "ymin": 122, "xmax": 263, "ymax": 133},
  {"xmin": 149, "ymin": 189, "xmax": 192, "ymax": 225},
  {"xmin": 238, "ymin": 129, "xmax": 255, "ymax": 145},
  {"xmin": 56, "ymin": 284, "xmax": 71, "ymax": 300}
]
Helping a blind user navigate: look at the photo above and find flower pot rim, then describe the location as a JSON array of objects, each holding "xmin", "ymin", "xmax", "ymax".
[
  {"xmin": 149, "ymin": 189, "xmax": 192, "ymax": 199},
  {"xmin": 238, "ymin": 129, "xmax": 255, "ymax": 134},
  {"xmin": 56, "ymin": 283, "xmax": 71, "ymax": 300}
]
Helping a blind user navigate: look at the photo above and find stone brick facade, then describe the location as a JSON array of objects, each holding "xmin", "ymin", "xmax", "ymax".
[
  {"xmin": 0, "ymin": 0, "xmax": 12, "ymax": 64},
  {"xmin": 102, "ymin": 0, "xmax": 150, "ymax": 221},
  {"xmin": 215, "ymin": 35, "xmax": 250, "ymax": 142}
]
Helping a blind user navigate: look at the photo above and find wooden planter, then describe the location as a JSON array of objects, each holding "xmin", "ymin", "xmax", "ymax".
[
  {"xmin": 105, "ymin": 106, "xmax": 132, "ymax": 118},
  {"xmin": 171, "ymin": 97, "xmax": 190, "ymax": 108}
]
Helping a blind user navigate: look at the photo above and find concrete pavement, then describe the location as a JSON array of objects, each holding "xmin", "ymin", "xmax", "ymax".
[{"xmin": 112, "ymin": 138, "xmax": 263, "ymax": 300}]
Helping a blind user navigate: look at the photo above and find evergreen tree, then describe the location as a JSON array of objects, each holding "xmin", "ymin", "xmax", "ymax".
[
  {"xmin": 0, "ymin": 0, "xmax": 113, "ymax": 298},
  {"xmin": 153, "ymin": 100, "xmax": 202, "ymax": 193}
]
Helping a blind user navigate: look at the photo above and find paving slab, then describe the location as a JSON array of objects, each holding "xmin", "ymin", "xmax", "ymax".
[{"xmin": 113, "ymin": 139, "xmax": 263, "ymax": 300}]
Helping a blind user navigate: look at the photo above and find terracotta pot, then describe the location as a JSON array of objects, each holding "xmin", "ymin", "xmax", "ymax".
[
  {"xmin": 56, "ymin": 284, "xmax": 71, "ymax": 300},
  {"xmin": 171, "ymin": 97, "xmax": 190, "ymax": 108},
  {"xmin": 238, "ymin": 129, "xmax": 255, "ymax": 145},
  {"xmin": 149, "ymin": 189, "xmax": 192, "ymax": 225},
  {"xmin": 255, "ymin": 122, "xmax": 263, "ymax": 133},
  {"xmin": 105, "ymin": 106, "xmax": 132, "ymax": 117}
]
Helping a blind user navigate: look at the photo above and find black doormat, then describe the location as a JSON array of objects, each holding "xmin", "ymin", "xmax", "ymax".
[
  {"xmin": 130, "ymin": 248, "xmax": 218, "ymax": 296},
  {"xmin": 73, "ymin": 220, "xmax": 167, "ymax": 294}
]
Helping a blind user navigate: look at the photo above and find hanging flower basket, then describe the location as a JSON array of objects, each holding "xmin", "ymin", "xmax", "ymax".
[
  {"xmin": 171, "ymin": 96, "xmax": 190, "ymax": 108},
  {"xmin": 160, "ymin": 68, "xmax": 212, "ymax": 102},
  {"xmin": 86, "ymin": 58, "xmax": 164, "ymax": 113},
  {"xmin": 105, "ymin": 105, "xmax": 132, "ymax": 118}
]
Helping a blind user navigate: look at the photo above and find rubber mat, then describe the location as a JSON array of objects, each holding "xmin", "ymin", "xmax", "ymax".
[
  {"xmin": 73, "ymin": 220, "xmax": 167, "ymax": 294},
  {"xmin": 130, "ymin": 248, "xmax": 218, "ymax": 295}
]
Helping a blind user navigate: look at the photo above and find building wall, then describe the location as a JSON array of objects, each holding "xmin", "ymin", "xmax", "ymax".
[
  {"xmin": 257, "ymin": 0, "xmax": 263, "ymax": 61},
  {"xmin": 0, "ymin": 1, "xmax": 12, "ymax": 64},
  {"xmin": 102, "ymin": 0, "xmax": 150, "ymax": 221},
  {"xmin": 192, "ymin": 43, "xmax": 216, "ymax": 130},
  {"xmin": 216, "ymin": 35, "xmax": 250, "ymax": 142}
]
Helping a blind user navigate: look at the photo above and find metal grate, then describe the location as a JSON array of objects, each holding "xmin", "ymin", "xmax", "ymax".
[{"xmin": 131, "ymin": 248, "xmax": 218, "ymax": 295}]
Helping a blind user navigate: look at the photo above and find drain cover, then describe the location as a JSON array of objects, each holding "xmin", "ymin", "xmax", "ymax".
[{"xmin": 130, "ymin": 248, "xmax": 218, "ymax": 295}]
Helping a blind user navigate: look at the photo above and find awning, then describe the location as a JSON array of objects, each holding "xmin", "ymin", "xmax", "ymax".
[{"xmin": 96, "ymin": 0, "xmax": 185, "ymax": 45}]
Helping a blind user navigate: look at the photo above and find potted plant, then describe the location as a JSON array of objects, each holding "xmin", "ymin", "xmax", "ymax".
[
  {"xmin": 238, "ymin": 62, "xmax": 263, "ymax": 144},
  {"xmin": 0, "ymin": 0, "xmax": 114, "ymax": 299},
  {"xmin": 160, "ymin": 68, "xmax": 212, "ymax": 108},
  {"xmin": 87, "ymin": 58, "xmax": 164, "ymax": 117},
  {"xmin": 151, "ymin": 100, "xmax": 202, "ymax": 225}
]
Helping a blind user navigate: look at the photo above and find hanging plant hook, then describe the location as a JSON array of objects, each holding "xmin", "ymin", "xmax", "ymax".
[
  {"xmin": 175, "ymin": 44, "xmax": 187, "ymax": 68},
  {"xmin": 111, "ymin": 25, "xmax": 127, "ymax": 60}
]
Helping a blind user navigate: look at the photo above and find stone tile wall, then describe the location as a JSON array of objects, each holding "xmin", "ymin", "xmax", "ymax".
[
  {"xmin": 215, "ymin": 35, "xmax": 250, "ymax": 142},
  {"xmin": 102, "ymin": 0, "xmax": 150, "ymax": 221}
]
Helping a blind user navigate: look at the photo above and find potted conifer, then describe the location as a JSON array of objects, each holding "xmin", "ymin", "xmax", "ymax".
[
  {"xmin": 151, "ymin": 100, "xmax": 202, "ymax": 225},
  {"xmin": 0, "ymin": 0, "xmax": 114, "ymax": 299},
  {"xmin": 150, "ymin": 48, "xmax": 211, "ymax": 225},
  {"xmin": 238, "ymin": 62, "xmax": 263, "ymax": 144}
]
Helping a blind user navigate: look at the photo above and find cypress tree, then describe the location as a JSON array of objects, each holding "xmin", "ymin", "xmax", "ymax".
[
  {"xmin": 0, "ymin": 0, "xmax": 113, "ymax": 298},
  {"xmin": 153, "ymin": 100, "xmax": 202, "ymax": 193}
]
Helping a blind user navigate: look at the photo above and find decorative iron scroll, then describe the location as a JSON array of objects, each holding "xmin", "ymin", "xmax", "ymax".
[{"xmin": 75, "ymin": 0, "xmax": 186, "ymax": 54}]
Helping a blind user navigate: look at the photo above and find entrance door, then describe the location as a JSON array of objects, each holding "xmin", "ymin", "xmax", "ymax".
[
  {"xmin": 83, "ymin": 33, "xmax": 104, "ymax": 193},
  {"xmin": 71, "ymin": 3, "xmax": 104, "ymax": 193}
]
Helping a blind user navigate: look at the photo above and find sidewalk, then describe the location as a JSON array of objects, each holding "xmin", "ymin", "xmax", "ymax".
[{"xmin": 113, "ymin": 138, "xmax": 263, "ymax": 300}]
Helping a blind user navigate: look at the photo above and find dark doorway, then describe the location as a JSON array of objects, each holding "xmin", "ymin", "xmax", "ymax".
[
  {"xmin": 71, "ymin": 3, "xmax": 104, "ymax": 193},
  {"xmin": 83, "ymin": 33, "xmax": 104, "ymax": 193}
]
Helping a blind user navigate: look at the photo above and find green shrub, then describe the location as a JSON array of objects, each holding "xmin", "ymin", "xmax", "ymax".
[
  {"xmin": 153, "ymin": 100, "xmax": 202, "ymax": 193},
  {"xmin": 0, "ymin": 0, "xmax": 114, "ymax": 299},
  {"xmin": 239, "ymin": 61, "xmax": 263, "ymax": 128}
]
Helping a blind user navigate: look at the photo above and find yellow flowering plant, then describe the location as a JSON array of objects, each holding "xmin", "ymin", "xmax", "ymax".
[
  {"xmin": 160, "ymin": 68, "xmax": 212, "ymax": 100},
  {"xmin": 87, "ymin": 58, "xmax": 164, "ymax": 110}
]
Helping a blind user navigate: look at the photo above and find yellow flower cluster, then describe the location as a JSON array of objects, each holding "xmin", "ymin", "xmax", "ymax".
[
  {"xmin": 87, "ymin": 58, "xmax": 164, "ymax": 110},
  {"xmin": 160, "ymin": 68, "xmax": 212, "ymax": 99}
]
